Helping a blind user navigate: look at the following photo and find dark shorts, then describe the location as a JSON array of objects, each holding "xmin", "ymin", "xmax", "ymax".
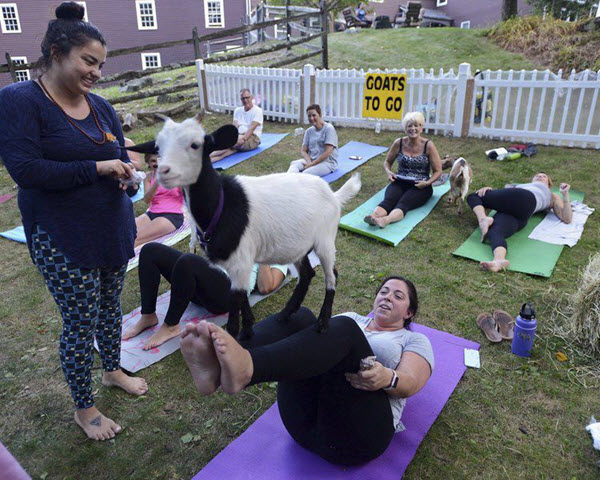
[{"xmin": 146, "ymin": 211, "xmax": 184, "ymax": 229}]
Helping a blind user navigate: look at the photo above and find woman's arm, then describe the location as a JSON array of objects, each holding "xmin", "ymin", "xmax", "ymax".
[
  {"xmin": 416, "ymin": 140, "xmax": 442, "ymax": 188},
  {"xmin": 256, "ymin": 264, "xmax": 286, "ymax": 294},
  {"xmin": 384, "ymin": 139, "xmax": 401, "ymax": 182},
  {"xmin": 552, "ymin": 183, "xmax": 573, "ymax": 224},
  {"xmin": 305, "ymin": 144, "xmax": 334, "ymax": 168},
  {"xmin": 300, "ymin": 143, "xmax": 311, "ymax": 164},
  {"xmin": 142, "ymin": 175, "xmax": 159, "ymax": 204}
]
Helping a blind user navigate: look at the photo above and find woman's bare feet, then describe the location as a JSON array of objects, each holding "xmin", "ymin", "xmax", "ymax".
[
  {"xmin": 143, "ymin": 323, "xmax": 181, "ymax": 350},
  {"xmin": 208, "ymin": 323, "xmax": 253, "ymax": 395},
  {"xmin": 480, "ymin": 259, "xmax": 510, "ymax": 272},
  {"xmin": 122, "ymin": 313, "xmax": 159, "ymax": 340},
  {"xmin": 180, "ymin": 321, "xmax": 221, "ymax": 395},
  {"xmin": 74, "ymin": 406, "xmax": 121, "ymax": 441},
  {"xmin": 102, "ymin": 369, "xmax": 148, "ymax": 396},
  {"xmin": 479, "ymin": 217, "xmax": 494, "ymax": 242}
]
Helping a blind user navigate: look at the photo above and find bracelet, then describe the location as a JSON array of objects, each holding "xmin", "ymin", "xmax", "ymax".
[{"xmin": 383, "ymin": 369, "xmax": 399, "ymax": 391}]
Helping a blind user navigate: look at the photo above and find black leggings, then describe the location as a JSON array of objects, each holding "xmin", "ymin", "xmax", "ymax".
[
  {"xmin": 378, "ymin": 179, "xmax": 433, "ymax": 215},
  {"xmin": 241, "ymin": 308, "xmax": 395, "ymax": 466},
  {"xmin": 139, "ymin": 242, "xmax": 230, "ymax": 326},
  {"xmin": 467, "ymin": 188, "xmax": 537, "ymax": 250}
]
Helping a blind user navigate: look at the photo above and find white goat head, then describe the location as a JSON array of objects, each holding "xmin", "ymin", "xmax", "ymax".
[{"xmin": 125, "ymin": 111, "xmax": 238, "ymax": 188}]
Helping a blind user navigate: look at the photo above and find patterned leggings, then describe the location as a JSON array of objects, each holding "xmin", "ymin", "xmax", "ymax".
[{"xmin": 30, "ymin": 225, "xmax": 127, "ymax": 409}]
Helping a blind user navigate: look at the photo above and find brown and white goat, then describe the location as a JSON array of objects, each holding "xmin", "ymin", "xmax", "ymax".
[{"xmin": 446, "ymin": 157, "xmax": 472, "ymax": 215}]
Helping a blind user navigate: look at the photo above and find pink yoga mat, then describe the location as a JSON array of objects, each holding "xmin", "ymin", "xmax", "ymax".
[{"xmin": 193, "ymin": 323, "xmax": 479, "ymax": 480}]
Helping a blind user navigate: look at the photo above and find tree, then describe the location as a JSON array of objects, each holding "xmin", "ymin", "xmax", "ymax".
[{"xmin": 502, "ymin": 0, "xmax": 518, "ymax": 21}]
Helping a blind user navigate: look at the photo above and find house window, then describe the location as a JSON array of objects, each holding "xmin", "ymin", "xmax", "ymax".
[
  {"xmin": 12, "ymin": 56, "xmax": 29, "ymax": 82},
  {"xmin": 460, "ymin": 20, "xmax": 470, "ymax": 29},
  {"xmin": 76, "ymin": 2, "xmax": 88, "ymax": 22},
  {"xmin": 204, "ymin": 0, "xmax": 224, "ymax": 28},
  {"xmin": 141, "ymin": 52, "xmax": 161, "ymax": 70},
  {"xmin": 436, "ymin": 0, "xmax": 448, "ymax": 7},
  {"xmin": 136, "ymin": 0, "xmax": 157, "ymax": 30},
  {"xmin": 0, "ymin": 3, "xmax": 21, "ymax": 33}
]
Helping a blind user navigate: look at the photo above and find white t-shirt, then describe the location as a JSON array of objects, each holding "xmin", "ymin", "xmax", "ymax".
[{"xmin": 233, "ymin": 105, "xmax": 263, "ymax": 138}]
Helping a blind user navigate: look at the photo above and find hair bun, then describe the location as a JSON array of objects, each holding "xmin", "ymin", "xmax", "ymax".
[{"xmin": 55, "ymin": 2, "xmax": 85, "ymax": 21}]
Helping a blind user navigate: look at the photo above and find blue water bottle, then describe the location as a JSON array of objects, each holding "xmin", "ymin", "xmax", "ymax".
[{"xmin": 511, "ymin": 303, "xmax": 537, "ymax": 357}]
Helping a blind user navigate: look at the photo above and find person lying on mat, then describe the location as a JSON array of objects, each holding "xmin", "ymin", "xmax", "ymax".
[
  {"xmin": 134, "ymin": 153, "xmax": 185, "ymax": 247},
  {"xmin": 364, "ymin": 111, "xmax": 442, "ymax": 228},
  {"xmin": 210, "ymin": 88, "xmax": 263, "ymax": 163},
  {"xmin": 287, "ymin": 104, "xmax": 339, "ymax": 176},
  {"xmin": 0, "ymin": 2, "xmax": 148, "ymax": 442},
  {"xmin": 123, "ymin": 242, "xmax": 288, "ymax": 349},
  {"xmin": 467, "ymin": 172, "xmax": 572, "ymax": 272},
  {"xmin": 181, "ymin": 275, "xmax": 433, "ymax": 466}
]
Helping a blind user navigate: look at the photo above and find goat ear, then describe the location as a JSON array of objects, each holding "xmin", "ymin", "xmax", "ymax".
[
  {"xmin": 195, "ymin": 109, "xmax": 206, "ymax": 123},
  {"xmin": 154, "ymin": 113, "xmax": 171, "ymax": 122},
  {"xmin": 204, "ymin": 124, "xmax": 239, "ymax": 153},
  {"xmin": 123, "ymin": 140, "xmax": 158, "ymax": 154}
]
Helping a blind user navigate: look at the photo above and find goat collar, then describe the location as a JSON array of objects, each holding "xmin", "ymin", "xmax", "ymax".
[{"xmin": 196, "ymin": 186, "xmax": 224, "ymax": 251}]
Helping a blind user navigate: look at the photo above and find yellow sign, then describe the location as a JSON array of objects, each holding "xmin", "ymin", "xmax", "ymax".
[{"xmin": 362, "ymin": 73, "xmax": 407, "ymax": 120}]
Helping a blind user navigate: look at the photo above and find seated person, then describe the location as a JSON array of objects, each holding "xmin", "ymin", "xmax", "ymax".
[
  {"xmin": 181, "ymin": 276, "xmax": 433, "ymax": 466},
  {"xmin": 124, "ymin": 137, "xmax": 143, "ymax": 170},
  {"xmin": 210, "ymin": 88, "xmax": 263, "ymax": 163},
  {"xmin": 364, "ymin": 111, "xmax": 442, "ymax": 228},
  {"xmin": 467, "ymin": 172, "xmax": 572, "ymax": 272},
  {"xmin": 288, "ymin": 104, "xmax": 338, "ymax": 177},
  {"xmin": 123, "ymin": 242, "xmax": 287, "ymax": 349},
  {"xmin": 134, "ymin": 153, "xmax": 185, "ymax": 248},
  {"xmin": 355, "ymin": 2, "xmax": 367, "ymax": 22}
]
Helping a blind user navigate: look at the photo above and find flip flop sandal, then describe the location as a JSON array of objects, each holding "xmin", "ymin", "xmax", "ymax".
[
  {"xmin": 476, "ymin": 312, "xmax": 502, "ymax": 343},
  {"xmin": 363, "ymin": 215, "xmax": 379, "ymax": 227},
  {"xmin": 493, "ymin": 310, "xmax": 515, "ymax": 340}
]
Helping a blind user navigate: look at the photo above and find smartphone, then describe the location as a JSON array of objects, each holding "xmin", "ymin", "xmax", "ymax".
[{"xmin": 349, "ymin": 155, "xmax": 363, "ymax": 160}]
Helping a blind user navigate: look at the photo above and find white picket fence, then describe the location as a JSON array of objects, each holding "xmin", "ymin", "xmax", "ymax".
[{"xmin": 196, "ymin": 60, "xmax": 600, "ymax": 148}]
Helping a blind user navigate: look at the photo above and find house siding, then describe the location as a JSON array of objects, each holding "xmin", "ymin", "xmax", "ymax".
[{"xmin": 0, "ymin": 0, "xmax": 247, "ymax": 87}]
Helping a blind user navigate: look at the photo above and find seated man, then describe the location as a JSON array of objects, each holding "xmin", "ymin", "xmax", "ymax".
[{"xmin": 210, "ymin": 88, "xmax": 263, "ymax": 163}]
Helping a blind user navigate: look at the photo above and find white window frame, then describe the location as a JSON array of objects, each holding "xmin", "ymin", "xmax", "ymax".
[
  {"xmin": 136, "ymin": 0, "xmax": 158, "ymax": 30},
  {"xmin": 436, "ymin": 0, "xmax": 448, "ymax": 7},
  {"xmin": 141, "ymin": 52, "xmax": 161, "ymax": 70},
  {"xmin": 0, "ymin": 3, "xmax": 21, "ymax": 33},
  {"xmin": 76, "ymin": 2, "xmax": 88, "ymax": 22},
  {"xmin": 460, "ymin": 20, "xmax": 471, "ymax": 29},
  {"xmin": 204, "ymin": 0, "xmax": 225, "ymax": 28},
  {"xmin": 12, "ymin": 56, "xmax": 29, "ymax": 82}
]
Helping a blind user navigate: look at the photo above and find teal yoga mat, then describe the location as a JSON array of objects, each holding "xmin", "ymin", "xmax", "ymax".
[
  {"xmin": 452, "ymin": 189, "xmax": 585, "ymax": 277},
  {"xmin": 339, "ymin": 182, "xmax": 451, "ymax": 246}
]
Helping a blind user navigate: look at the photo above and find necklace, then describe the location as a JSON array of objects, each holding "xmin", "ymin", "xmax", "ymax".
[{"xmin": 37, "ymin": 77, "xmax": 116, "ymax": 145}]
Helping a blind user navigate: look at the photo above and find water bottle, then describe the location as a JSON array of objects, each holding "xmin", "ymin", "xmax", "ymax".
[
  {"xmin": 374, "ymin": 121, "xmax": 382, "ymax": 134},
  {"xmin": 511, "ymin": 302, "xmax": 537, "ymax": 358},
  {"xmin": 293, "ymin": 127, "xmax": 304, "ymax": 138}
]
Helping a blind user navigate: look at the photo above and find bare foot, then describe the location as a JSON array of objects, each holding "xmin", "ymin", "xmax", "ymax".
[
  {"xmin": 372, "ymin": 216, "xmax": 388, "ymax": 229},
  {"xmin": 180, "ymin": 321, "xmax": 221, "ymax": 395},
  {"xmin": 480, "ymin": 259, "xmax": 510, "ymax": 272},
  {"xmin": 479, "ymin": 217, "xmax": 494, "ymax": 242},
  {"xmin": 208, "ymin": 323, "xmax": 253, "ymax": 395},
  {"xmin": 74, "ymin": 406, "xmax": 121, "ymax": 441},
  {"xmin": 122, "ymin": 313, "xmax": 159, "ymax": 340},
  {"xmin": 102, "ymin": 369, "xmax": 148, "ymax": 396},
  {"xmin": 143, "ymin": 323, "xmax": 181, "ymax": 350}
]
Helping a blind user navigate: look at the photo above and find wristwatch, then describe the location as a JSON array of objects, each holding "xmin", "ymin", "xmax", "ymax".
[{"xmin": 383, "ymin": 369, "xmax": 399, "ymax": 391}]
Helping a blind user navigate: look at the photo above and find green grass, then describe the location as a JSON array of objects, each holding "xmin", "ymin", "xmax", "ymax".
[{"xmin": 1, "ymin": 111, "xmax": 599, "ymax": 479}]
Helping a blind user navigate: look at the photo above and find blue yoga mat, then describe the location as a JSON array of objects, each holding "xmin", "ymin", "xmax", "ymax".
[
  {"xmin": 212, "ymin": 133, "xmax": 288, "ymax": 170},
  {"xmin": 322, "ymin": 141, "xmax": 388, "ymax": 183},
  {"xmin": 0, "ymin": 225, "xmax": 25, "ymax": 243},
  {"xmin": 130, "ymin": 182, "xmax": 144, "ymax": 203}
]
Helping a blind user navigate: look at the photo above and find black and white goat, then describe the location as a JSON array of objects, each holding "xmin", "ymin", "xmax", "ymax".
[{"xmin": 128, "ymin": 113, "xmax": 361, "ymax": 339}]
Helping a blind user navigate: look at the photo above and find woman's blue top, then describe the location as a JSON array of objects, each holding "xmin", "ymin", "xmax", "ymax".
[{"xmin": 0, "ymin": 80, "xmax": 136, "ymax": 269}]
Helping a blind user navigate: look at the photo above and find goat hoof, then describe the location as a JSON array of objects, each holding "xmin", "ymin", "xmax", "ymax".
[
  {"xmin": 237, "ymin": 328, "xmax": 254, "ymax": 341},
  {"xmin": 226, "ymin": 324, "xmax": 240, "ymax": 339},
  {"xmin": 316, "ymin": 321, "xmax": 329, "ymax": 334}
]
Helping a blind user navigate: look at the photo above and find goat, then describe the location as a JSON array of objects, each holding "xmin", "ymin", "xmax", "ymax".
[
  {"xmin": 127, "ymin": 112, "xmax": 361, "ymax": 339},
  {"xmin": 446, "ymin": 156, "xmax": 472, "ymax": 215}
]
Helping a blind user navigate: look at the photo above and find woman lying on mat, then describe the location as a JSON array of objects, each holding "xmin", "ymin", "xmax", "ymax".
[
  {"xmin": 181, "ymin": 276, "xmax": 433, "ymax": 466},
  {"xmin": 0, "ymin": 2, "xmax": 147, "ymax": 441},
  {"xmin": 134, "ymin": 153, "xmax": 185, "ymax": 247},
  {"xmin": 467, "ymin": 172, "xmax": 572, "ymax": 272},
  {"xmin": 364, "ymin": 112, "xmax": 442, "ymax": 228},
  {"xmin": 287, "ymin": 104, "xmax": 339, "ymax": 177},
  {"xmin": 123, "ymin": 242, "xmax": 287, "ymax": 349}
]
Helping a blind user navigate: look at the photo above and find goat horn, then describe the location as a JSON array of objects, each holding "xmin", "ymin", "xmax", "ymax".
[{"xmin": 195, "ymin": 109, "xmax": 206, "ymax": 123}]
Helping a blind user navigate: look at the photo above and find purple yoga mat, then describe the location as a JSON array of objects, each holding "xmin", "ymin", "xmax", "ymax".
[
  {"xmin": 193, "ymin": 323, "xmax": 479, "ymax": 480},
  {"xmin": 0, "ymin": 192, "xmax": 16, "ymax": 205},
  {"xmin": 0, "ymin": 442, "xmax": 31, "ymax": 480}
]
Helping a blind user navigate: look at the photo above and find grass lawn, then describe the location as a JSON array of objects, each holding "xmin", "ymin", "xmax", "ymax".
[{"xmin": 1, "ymin": 110, "xmax": 599, "ymax": 479}]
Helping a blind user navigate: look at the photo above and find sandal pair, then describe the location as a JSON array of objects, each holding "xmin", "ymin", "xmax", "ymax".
[{"xmin": 476, "ymin": 310, "xmax": 514, "ymax": 342}]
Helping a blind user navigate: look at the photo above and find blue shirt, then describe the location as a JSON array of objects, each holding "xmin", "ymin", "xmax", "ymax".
[{"xmin": 0, "ymin": 81, "xmax": 136, "ymax": 268}]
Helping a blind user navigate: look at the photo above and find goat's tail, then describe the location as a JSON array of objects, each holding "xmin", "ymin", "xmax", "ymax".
[{"xmin": 334, "ymin": 172, "xmax": 361, "ymax": 207}]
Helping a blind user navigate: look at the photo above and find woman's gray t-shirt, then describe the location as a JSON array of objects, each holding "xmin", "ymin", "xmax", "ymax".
[
  {"xmin": 302, "ymin": 122, "xmax": 339, "ymax": 167},
  {"xmin": 337, "ymin": 312, "xmax": 435, "ymax": 432}
]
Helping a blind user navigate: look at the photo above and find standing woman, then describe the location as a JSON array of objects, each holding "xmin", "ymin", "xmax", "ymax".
[
  {"xmin": 364, "ymin": 112, "xmax": 442, "ymax": 228},
  {"xmin": 0, "ymin": 2, "xmax": 148, "ymax": 441}
]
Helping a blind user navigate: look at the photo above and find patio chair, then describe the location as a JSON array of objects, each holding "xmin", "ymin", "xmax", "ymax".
[
  {"xmin": 394, "ymin": 2, "xmax": 423, "ymax": 28},
  {"xmin": 342, "ymin": 7, "xmax": 372, "ymax": 28}
]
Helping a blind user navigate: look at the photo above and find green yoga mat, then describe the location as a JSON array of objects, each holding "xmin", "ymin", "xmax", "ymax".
[
  {"xmin": 339, "ymin": 182, "xmax": 451, "ymax": 246},
  {"xmin": 453, "ymin": 189, "xmax": 585, "ymax": 277}
]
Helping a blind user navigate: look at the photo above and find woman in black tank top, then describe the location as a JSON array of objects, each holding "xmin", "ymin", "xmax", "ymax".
[{"xmin": 364, "ymin": 112, "xmax": 442, "ymax": 229}]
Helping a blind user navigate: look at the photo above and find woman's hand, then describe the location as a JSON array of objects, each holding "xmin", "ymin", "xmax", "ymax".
[
  {"xmin": 559, "ymin": 183, "xmax": 571, "ymax": 195},
  {"xmin": 345, "ymin": 362, "xmax": 391, "ymax": 391},
  {"xmin": 97, "ymin": 160, "xmax": 134, "ymax": 180},
  {"xmin": 415, "ymin": 181, "xmax": 429, "ymax": 189},
  {"xmin": 477, "ymin": 186, "xmax": 493, "ymax": 197},
  {"xmin": 387, "ymin": 171, "xmax": 396, "ymax": 182}
]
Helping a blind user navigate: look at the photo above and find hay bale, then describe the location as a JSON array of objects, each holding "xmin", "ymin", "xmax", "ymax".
[{"xmin": 570, "ymin": 252, "xmax": 600, "ymax": 354}]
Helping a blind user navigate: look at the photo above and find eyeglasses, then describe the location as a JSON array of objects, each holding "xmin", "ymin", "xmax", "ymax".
[{"xmin": 241, "ymin": 96, "xmax": 252, "ymax": 100}]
